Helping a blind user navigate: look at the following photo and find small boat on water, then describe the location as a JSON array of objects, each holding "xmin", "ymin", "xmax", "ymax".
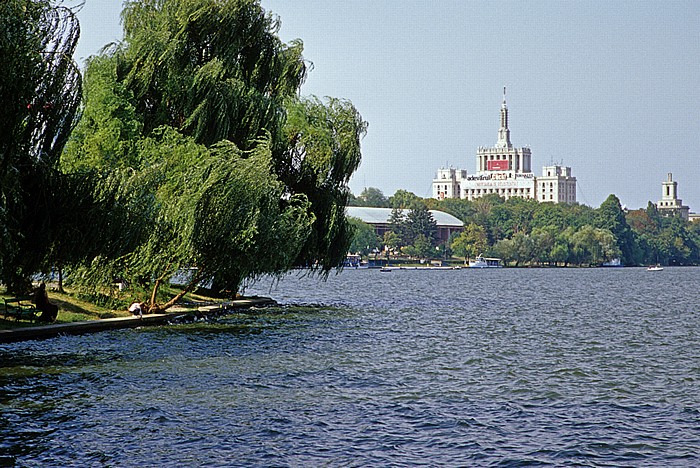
[
  {"xmin": 469, "ymin": 255, "xmax": 503, "ymax": 268},
  {"xmin": 647, "ymin": 264, "xmax": 664, "ymax": 271}
]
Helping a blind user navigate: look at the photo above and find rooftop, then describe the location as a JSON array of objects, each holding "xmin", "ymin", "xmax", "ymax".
[{"xmin": 346, "ymin": 206, "xmax": 464, "ymax": 227}]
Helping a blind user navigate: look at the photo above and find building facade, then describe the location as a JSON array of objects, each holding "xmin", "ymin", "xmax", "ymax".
[
  {"xmin": 656, "ymin": 173, "xmax": 689, "ymax": 220},
  {"xmin": 432, "ymin": 89, "xmax": 576, "ymax": 204},
  {"xmin": 537, "ymin": 165, "xmax": 577, "ymax": 203}
]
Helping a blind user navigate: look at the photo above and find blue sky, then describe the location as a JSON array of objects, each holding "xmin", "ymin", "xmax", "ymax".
[{"xmin": 73, "ymin": 1, "xmax": 700, "ymax": 210}]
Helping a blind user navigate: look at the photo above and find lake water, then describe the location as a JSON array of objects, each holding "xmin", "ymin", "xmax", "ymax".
[{"xmin": 1, "ymin": 267, "xmax": 699, "ymax": 466}]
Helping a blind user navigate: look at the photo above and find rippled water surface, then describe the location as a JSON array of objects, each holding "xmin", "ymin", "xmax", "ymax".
[{"xmin": 2, "ymin": 267, "xmax": 700, "ymax": 466}]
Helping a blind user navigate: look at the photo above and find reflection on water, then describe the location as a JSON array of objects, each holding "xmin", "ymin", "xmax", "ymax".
[{"xmin": 1, "ymin": 267, "xmax": 700, "ymax": 465}]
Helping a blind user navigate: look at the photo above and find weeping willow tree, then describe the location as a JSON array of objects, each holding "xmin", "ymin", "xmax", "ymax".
[
  {"xmin": 0, "ymin": 0, "xmax": 82, "ymax": 294},
  {"xmin": 62, "ymin": 0, "xmax": 366, "ymax": 310}
]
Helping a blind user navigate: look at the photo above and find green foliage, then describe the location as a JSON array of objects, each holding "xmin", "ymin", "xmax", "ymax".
[
  {"xmin": 282, "ymin": 96, "xmax": 367, "ymax": 273},
  {"xmin": 595, "ymin": 194, "xmax": 636, "ymax": 266},
  {"xmin": 348, "ymin": 217, "xmax": 381, "ymax": 255},
  {"xmin": 403, "ymin": 234, "xmax": 434, "ymax": 260},
  {"xmin": 436, "ymin": 198, "xmax": 476, "ymax": 223},
  {"xmin": 571, "ymin": 225, "xmax": 621, "ymax": 266},
  {"xmin": 118, "ymin": 0, "xmax": 306, "ymax": 149},
  {"xmin": 384, "ymin": 204, "xmax": 438, "ymax": 253},
  {"xmin": 389, "ymin": 189, "xmax": 421, "ymax": 209},
  {"xmin": 61, "ymin": 1, "xmax": 367, "ymax": 305},
  {"xmin": 190, "ymin": 139, "xmax": 315, "ymax": 290},
  {"xmin": 350, "ymin": 187, "xmax": 389, "ymax": 207},
  {"xmin": 62, "ymin": 55, "xmax": 143, "ymax": 171},
  {"xmin": 404, "ymin": 205, "xmax": 437, "ymax": 246},
  {"xmin": 383, "ymin": 231, "xmax": 402, "ymax": 252},
  {"xmin": 451, "ymin": 223, "xmax": 487, "ymax": 262},
  {"xmin": 0, "ymin": 1, "xmax": 82, "ymax": 293}
]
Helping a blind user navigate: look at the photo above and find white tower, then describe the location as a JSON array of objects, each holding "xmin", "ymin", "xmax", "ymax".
[
  {"xmin": 657, "ymin": 173, "xmax": 689, "ymax": 220},
  {"xmin": 496, "ymin": 87, "xmax": 511, "ymax": 149}
]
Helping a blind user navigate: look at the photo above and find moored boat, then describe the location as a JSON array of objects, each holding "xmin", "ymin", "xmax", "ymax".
[
  {"xmin": 468, "ymin": 255, "xmax": 503, "ymax": 268},
  {"xmin": 647, "ymin": 264, "xmax": 663, "ymax": 271}
]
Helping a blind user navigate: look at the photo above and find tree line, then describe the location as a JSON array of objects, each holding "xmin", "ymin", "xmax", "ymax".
[
  {"xmin": 349, "ymin": 188, "xmax": 700, "ymax": 267},
  {"xmin": 1, "ymin": 0, "xmax": 366, "ymax": 310}
]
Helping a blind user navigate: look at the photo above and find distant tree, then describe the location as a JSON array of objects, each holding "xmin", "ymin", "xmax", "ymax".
[
  {"xmin": 645, "ymin": 201, "xmax": 662, "ymax": 226},
  {"xmin": 404, "ymin": 205, "xmax": 437, "ymax": 247},
  {"xmin": 571, "ymin": 225, "xmax": 620, "ymax": 266},
  {"xmin": 356, "ymin": 187, "xmax": 389, "ymax": 207},
  {"xmin": 530, "ymin": 226, "xmax": 556, "ymax": 265},
  {"xmin": 551, "ymin": 227, "xmax": 576, "ymax": 266},
  {"xmin": 346, "ymin": 192, "xmax": 360, "ymax": 206},
  {"xmin": 596, "ymin": 194, "xmax": 637, "ymax": 266},
  {"xmin": 389, "ymin": 189, "xmax": 421, "ymax": 209},
  {"xmin": 511, "ymin": 232, "xmax": 534, "ymax": 267},
  {"xmin": 472, "ymin": 194, "xmax": 504, "ymax": 243},
  {"xmin": 531, "ymin": 202, "xmax": 568, "ymax": 231},
  {"xmin": 626, "ymin": 208, "xmax": 658, "ymax": 237},
  {"xmin": 388, "ymin": 207, "xmax": 408, "ymax": 247},
  {"xmin": 348, "ymin": 217, "xmax": 381, "ymax": 256},
  {"xmin": 404, "ymin": 234, "xmax": 433, "ymax": 260},
  {"xmin": 451, "ymin": 223, "xmax": 487, "ymax": 263},
  {"xmin": 492, "ymin": 238, "xmax": 516, "ymax": 266},
  {"xmin": 437, "ymin": 198, "xmax": 476, "ymax": 224},
  {"xmin": 657, "ymin": 216, "xmax": 697, "ymax": 265},
  {"xmin": 383, "ymin": 231, "xmax": 402, "ymax": 253}
]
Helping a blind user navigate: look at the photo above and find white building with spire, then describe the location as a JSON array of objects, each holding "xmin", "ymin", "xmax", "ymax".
[
  {"xmin": 656, "ymin": 173, "xmax": 689, "ymax": 220},
  {"xmin": 432, "ymin": 89, "xmax": 576, "ymax": 203}
]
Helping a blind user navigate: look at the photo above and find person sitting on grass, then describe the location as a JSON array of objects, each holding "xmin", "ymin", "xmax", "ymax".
[
  {"xmin": 128, "ymin": 302, "xmax": 145, "ymax": 319},
  {"xmin": 33, "ymin": 282, "xmax": 58, "ymax": 323}
]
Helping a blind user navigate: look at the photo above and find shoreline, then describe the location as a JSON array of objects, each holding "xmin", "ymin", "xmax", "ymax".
[{"xmin": 0, "ymin": 296, "xmax": 276, "ymax": 344}]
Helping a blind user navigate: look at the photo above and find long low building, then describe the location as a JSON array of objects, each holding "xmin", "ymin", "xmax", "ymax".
[{"xmin": 346, "ymin": 206, "xmax": 464, "ymax": 243}]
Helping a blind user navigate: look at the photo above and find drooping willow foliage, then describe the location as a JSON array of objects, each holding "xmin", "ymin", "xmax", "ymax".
[
  {"xmin": 0, "ymin": 0, "xmax": 366, "ymax": 306},
  {"xmin": 60, "ymin": 0, "xmax": 367, "ymax": 308},
  {"xmin": 0, "ymin": 0, "xmax": 83, "ymax": 293},
  {"xmin": 27, "ymin": 4, "xmax": 82, "ymax": 164}
]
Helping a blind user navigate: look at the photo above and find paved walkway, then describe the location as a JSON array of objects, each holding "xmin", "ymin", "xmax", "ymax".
[{"xmin": 0, "ymin": 297, "xmax": 275, "ymax": 344}]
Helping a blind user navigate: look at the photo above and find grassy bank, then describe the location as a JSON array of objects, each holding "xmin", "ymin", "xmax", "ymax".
[{"xmin": 0, "ymin": 285, "xmax": 225, "ymax": 330}]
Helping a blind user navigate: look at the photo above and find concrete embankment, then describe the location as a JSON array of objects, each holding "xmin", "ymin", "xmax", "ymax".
[{"xmin": 0, "ymin": 297, "xmax": 276, "ymax": 344}]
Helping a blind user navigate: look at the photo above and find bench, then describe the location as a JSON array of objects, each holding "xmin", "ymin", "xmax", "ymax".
[{"xmin": 3, "ymin": 297, "xmax": 38, "ymax": 322}]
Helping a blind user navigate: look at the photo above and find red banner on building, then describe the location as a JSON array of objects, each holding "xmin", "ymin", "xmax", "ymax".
[{"xmin": 487, "ymin": 160, "xmax": 509, "ymax": 171}]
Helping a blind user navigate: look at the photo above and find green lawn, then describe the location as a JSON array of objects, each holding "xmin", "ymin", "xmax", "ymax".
[{"xmin": 1, "ymin": 285, "xmax": 224, "ymax": 330}]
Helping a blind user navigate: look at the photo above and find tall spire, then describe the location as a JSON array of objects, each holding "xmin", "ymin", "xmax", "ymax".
[{"xmin": 496, "ymin": 86, "xmax": 511, "ymax": 148}]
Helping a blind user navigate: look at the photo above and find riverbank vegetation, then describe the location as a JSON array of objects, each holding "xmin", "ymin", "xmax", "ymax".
[
  {"xmin": 1, "ymin": 0, "xmax": 366, "ymax": 313},
  {"xmin": 349, "ymin": 189, "xmax": 700, "ymax": 267}
]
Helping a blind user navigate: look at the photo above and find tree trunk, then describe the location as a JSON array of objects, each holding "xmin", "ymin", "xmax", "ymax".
[
  {"xmin": 152, "ymin": 272, "xmax": 207, "ymax": 313},
  {"xmin": 148, "ymin": 278, "xmax": 161, "ymax": 313},
  {"xmin": 57, "ymin": 266, "xmax": 65, "ymax": 293}
]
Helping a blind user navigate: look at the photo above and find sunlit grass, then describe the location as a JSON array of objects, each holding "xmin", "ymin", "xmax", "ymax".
[{"xmin": 0, "ymin": 283, "xmax": 228, "ymax": 330}]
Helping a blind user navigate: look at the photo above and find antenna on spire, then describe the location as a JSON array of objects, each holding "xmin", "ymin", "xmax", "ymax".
[{"xmin": 503, "ymin": 86, "xmax": 506, "ymax": 102}]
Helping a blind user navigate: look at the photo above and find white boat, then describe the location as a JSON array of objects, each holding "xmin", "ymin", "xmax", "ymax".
[
  {"xmin": 647, "ymin": 264, "xmax": 664, "ymax": 271},
  {"xmin": 469, "ymin": 255, "xmax": 503, "ymax": 268}
]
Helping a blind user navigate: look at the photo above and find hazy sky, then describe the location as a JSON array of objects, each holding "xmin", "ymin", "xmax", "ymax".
[{"xmin": 73, "ymin": 1, "xmax": 700, "ymax": 210}]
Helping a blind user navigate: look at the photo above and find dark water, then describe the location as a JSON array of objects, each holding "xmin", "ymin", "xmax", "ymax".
[{"xmin": 1, "ymin": 267, "xmax": 699, "ymax": 466}]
